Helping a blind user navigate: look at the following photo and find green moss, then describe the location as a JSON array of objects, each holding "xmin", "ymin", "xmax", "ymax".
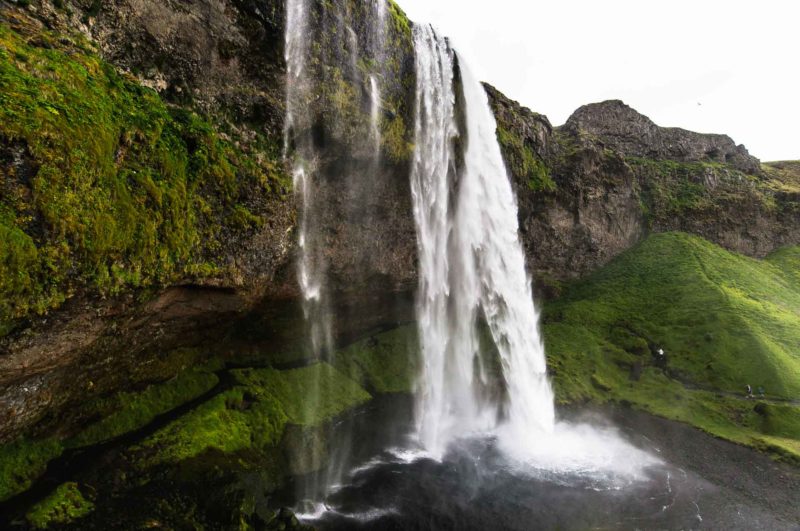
[
  {"xmin": 496, "ymin": 126, "xmax": 555, "ymax": 192},
  {"xmin": 761, "ymin": 160, "xmax": 800, "ymax": 194},
  {"xmin": 66, "ymin": 364, "xmax": 221, "ymax": 448},
  {"xmin": 133, "ymin": 387, "xmax": 288, "ymax": 469},
  {"xmin": 381, "ymin": 113, "xmax": 414, "ymax": 163},
  {"xmin": 0, "ymin": 437, "xmax": 63, "ymax": 501},
  {"xmin": 386, "ymin": 0, "xmax": 412, "ymax": 41},
  {"xmin": 134, "ymin": 363, "xmax": 370, "ymax": 468},
  {"xmin": 232, "ymin": 363, "xmax": 372, "ymax": 426},
  {"xmin": 25, "ymin": 482, "xmax": 94, "ymax": 529},
  {"xmin": 543, "ymin": 232, "xmax": 800, "ymax": 460},
  {"xmin": 0, "ymin": 21, "xmax": 285, "ymax": 327},
  {"xmin": 334, "ymin": 326, "xmax": 419, "ymax": 394}
]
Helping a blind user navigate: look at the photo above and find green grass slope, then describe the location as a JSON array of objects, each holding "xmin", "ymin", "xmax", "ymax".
[{"xmin": 543, "ymin": 232, "xmax": 800, "ymax": 461}]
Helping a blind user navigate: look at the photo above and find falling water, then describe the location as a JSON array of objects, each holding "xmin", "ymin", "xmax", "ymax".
[
  {"xmin": 411, "ymin": 25, "xmax": 555, "ymax": 459},
  {"xmin": 369, "ymin": 75, "xmax": 381, "ymax": 153},
  {"xmin": 285, "ymin": 0, "xmax": 333, "ymax": 359},
  {"xmin": 284, "ymin": 0, "xmax": 394, "ymax": 503},
  {"xmin": 369, "ymin": 0, "xmax": 388, "ymax": 155}
]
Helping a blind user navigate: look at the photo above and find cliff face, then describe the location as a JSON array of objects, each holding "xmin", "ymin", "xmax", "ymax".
[
  {"xmin": 0, "ymin": 0, "xmax": 420, "ymax": 444},
  {"xmin": 2, "ymin": 0, "xmax": 799, "ymax": 446},
  {"xmin": 487, "ymin": 88, "xmax": 800, "ymax": 293},
  {"xmin": 564, "ymin": 100, "xmax": 762, "ymax": 174}
]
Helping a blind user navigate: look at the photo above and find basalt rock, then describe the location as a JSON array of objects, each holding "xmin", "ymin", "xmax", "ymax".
[
  {"xmin": 487, "ymin": 92, "xmax": 800, "ymax": 288},
  {"xmin": 564, "ymin": 99, "xmax": 762, "ymax": 175}
]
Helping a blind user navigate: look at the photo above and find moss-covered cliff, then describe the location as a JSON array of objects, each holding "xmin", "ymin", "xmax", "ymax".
[
  {"xmin": 0, "ymin": 0, "xmax": 419, "ymax": 450},
  {"xmin": 0, "ymin": 14, "xmax": 288, "ymax": 328}
]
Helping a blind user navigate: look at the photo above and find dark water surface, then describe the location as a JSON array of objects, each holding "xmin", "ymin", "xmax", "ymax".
[{"xmin": 282, "ymin": 400, "xmax": 800, "ymax": 531}]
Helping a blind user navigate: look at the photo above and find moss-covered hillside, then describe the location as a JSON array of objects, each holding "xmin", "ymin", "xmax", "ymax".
[
  {"xmin": 543, "ymin": 232, "xmax": 800, "ymax": 461},
  {"xmin": 0, "ymin": 11, "xmax": 288, "ymax": 331}
]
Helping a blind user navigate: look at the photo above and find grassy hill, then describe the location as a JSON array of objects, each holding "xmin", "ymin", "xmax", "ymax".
[{"xmin": 542, "ymin": 232, "xmax": 800, "ymax": 461}]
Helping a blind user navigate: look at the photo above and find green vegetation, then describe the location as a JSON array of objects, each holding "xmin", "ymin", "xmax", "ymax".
[
  {"xmin": 386, "ymin": 0, "xmax": 412, "ymax": 41},
  {"xmin": 0, "ymin": 362, "xmax": 220, "ymax": 501},
  {"xmin": 25, "ymin": 482, "xmax": 94, "ymax": 529},
  {"xmin": 543, "ymin": 232, "xmax": 800, "ymax": 461},
  {"xmin": 628, "ymin": 157, "xmax": 728, "ymax": 216},
  {"xmin": 762, "ymin": 160, "xmax": 800, "ymax": 194},
  {"xmin": 334, "ymin": 326, "xmax": 419, "ymax": 393},
  {"xmin": 232, "ymin": 364, "xmax": 371, "ymax": 426},
  {"xmin": 67, "ymin": 364, "xmax": 220, "ymax": 448},
  {"xmin": 134, "ymin": 363, "xmax": 371, "ymax": 468},
  {"xmin": 0, "ymin": 358, "xmax": 378, "ymax": 501},
  {"xmin": 625, "ymin": 156, "xmax": 794, "ymax": 224},
  {"xmin": 132, "ymin": 386, "xmax": 288, "ymax": 469},
  {"xmin": 0, "ymin": 437, "xmax": 62, "ymax": 501},
  {"xmin": 767, "ymin": 245, "xmax": 800, "ymax": 284},
  {"xmin": 496, "ymin": 126, "xmax": 556, "ymax": 192},
  {"xmin": 0, "ymin": 20, "xmax": 286, "ymax": 328}
]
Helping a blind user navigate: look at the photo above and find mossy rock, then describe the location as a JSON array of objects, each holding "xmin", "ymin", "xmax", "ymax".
[
  {"xmin": 0, "ymin": 18, "xmax": 287, "ymax": 329},
  {"xmin": 25, "ymin": 482, "xmax": 94, "ymax": 529},
  {"xmin": 0, "ymin": 437, "xmax": 63, "ymax": 502},
  {"xmin": 333, "ymin": 325, "xmax": 419, "ymax": 394},
  {"xmin": 132, "ymin": 363, "xmax": 371, "ymax": 469},
  {"xmin": 66, "ymin": 361, "xmax": 222, "ymax": 448},
  {"xmin": 496, "ymin": 125, "xmax": 555, "ymax": 192}
]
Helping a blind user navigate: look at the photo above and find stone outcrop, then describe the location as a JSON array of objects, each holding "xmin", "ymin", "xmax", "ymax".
[
  {"xmin": 564, "ymin": 100, "xmax": 762, "ymax": 174},
  {"xmin": 487, "ymin": 91, "xmax": 800, "ymax": 292}
]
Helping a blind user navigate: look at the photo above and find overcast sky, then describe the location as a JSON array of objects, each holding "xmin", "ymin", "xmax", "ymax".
[{"xmin": 398, "ymin": 0, "xmax": 799, "ymax": 162}]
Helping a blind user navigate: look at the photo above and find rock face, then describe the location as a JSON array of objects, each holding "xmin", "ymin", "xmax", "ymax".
[
  {"xmin": 564, "ymin": 100, "xmax": 762, "ymax": 175},
  {"xmin": 0, "ymin": 0, "xmax": 418, "ymax": 444},
  {"xmin": 487, "ymin": 90, "xmax": 800, "ymax": 292}
]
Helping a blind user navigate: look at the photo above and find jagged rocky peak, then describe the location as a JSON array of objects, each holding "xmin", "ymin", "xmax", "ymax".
[{"xmin": 563, "ymin": 99, "xmax": 761, "ymax": 174}]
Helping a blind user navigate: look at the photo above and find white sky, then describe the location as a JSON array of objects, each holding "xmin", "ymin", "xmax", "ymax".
[{"xmin": 398, "ymin": 0, "xmax": 799, "ymax": 162}]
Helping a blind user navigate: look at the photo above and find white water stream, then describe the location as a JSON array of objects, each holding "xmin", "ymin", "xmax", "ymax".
[
  {"xmin": 410, "ymin": 25, "xmax": 555, "ymax": 458},
  {"xmin": 409, "ymin": 28, "xmax": 658, "ymax": 485}
]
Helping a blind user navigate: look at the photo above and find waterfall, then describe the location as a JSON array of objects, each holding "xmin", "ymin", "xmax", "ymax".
[
  {"xmin": 284, "ymin": 0, "xmax": 393, "ymax": 502},
  {"xmin": 369, "ymin": 0, "xmax": 388, "ymax": 155},
  {"xmin": 411, "ymin": 25, "xmax": 555, "ymax": 458},
  {"xmin": 285, "ymin": 0, "xmax": 333, "ymax": 359}
]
